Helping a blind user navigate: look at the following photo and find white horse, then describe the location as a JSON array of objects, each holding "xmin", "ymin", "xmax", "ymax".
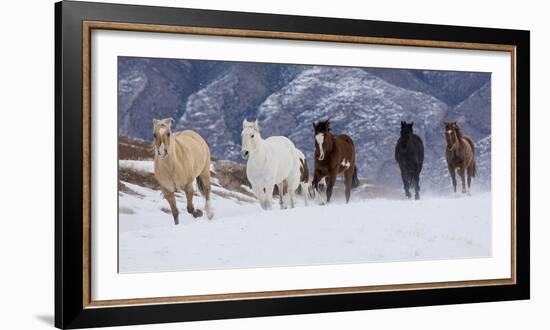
[{"xmin": 241, "ymin": 119, "xmax": 301, "ymax": 210}]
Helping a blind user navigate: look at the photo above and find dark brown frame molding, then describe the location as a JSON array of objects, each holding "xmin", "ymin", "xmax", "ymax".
[{"xmin": 56, "ymin": 1, "xmax": 529, "ymax": 328}]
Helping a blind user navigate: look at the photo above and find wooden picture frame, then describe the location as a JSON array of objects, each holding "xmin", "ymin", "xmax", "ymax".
[{"xmin": 55, "ymin": 0, "xmax": 530, "ymax": 328}]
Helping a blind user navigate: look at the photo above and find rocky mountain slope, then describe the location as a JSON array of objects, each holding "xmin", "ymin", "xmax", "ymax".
[{"xmin": 118, "ymin": 57, "xmax": 491, "ymax": 191}]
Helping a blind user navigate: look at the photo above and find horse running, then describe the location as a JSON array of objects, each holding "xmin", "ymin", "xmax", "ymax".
[
  {"xmin": 152, "ymin": 118, "xmax": 213, "ymax": 225},
  {"xmin": 312, "ymin": 119, "xmax": 359, "ymax": 203},
  {"xmin": 444, "ymin": 121, "xmax": 476, "ymax": 194},
  {"xmin": 395, "ymin": 121, "xmax": 424, "ymax": 200},
  {"xmin": 241, "ymin": 119, "xmax": 301, "ymax": 210}
]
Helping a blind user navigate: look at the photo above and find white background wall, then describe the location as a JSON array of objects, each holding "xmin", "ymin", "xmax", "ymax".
[{"xmin": 0, "ymin": 0, "xmax": 545, "ymax": 329}]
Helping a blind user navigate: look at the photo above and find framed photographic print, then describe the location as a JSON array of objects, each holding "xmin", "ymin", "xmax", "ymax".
[{"xmin": 55, "ymin": 0, "xmax": 530, "ymax": 328}]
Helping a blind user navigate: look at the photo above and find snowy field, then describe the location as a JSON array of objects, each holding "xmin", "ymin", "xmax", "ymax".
[{"xmin": 118, "ymin": 160, "xmax": 492, "ymax": 273}]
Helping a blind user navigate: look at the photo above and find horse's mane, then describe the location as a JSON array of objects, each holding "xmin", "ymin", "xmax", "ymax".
[
  {"xmin": 451, "ymin": 124, "xmax": 476, "ymax": 155},
  {"xmin": 453, "ymin": 125, "xmax": 465, "ymax": 139},
  {"xmin": 316, "ymin": 120, "xmax": 331, "ymax": 132}
]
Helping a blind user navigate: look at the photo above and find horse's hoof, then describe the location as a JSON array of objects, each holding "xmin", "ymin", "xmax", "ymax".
[
  {"xmin": 192, "ymin": 209, "xmax": 203, "ymax": 218},
  {"xmin": 415, "ymin": 195, "xmax": 420, "ymax": 200},
  {"xmin": 207, "ymin": 210, "xmax": 214, "ymax": 220}
]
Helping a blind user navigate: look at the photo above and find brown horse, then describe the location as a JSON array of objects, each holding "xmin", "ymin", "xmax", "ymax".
[
  {"xmin": 312, "ymin": 119, "xmax": 359, "ymax": 203},
  {"xmin": 152, "ymin": 118, "xmax": 213, "ymax": 225},
  {"xmin": 444, "ymin": 121, "xmax": 477, "ymax": 194}
]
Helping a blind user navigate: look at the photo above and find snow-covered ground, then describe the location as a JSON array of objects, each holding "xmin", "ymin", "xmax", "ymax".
[
  {"xmin": 119, "ymin": 159, "xmax": 155, "ymax": 173},
  {"xmin": 118, "ymin": 165, "xmax": 492, "ymax": 273}
]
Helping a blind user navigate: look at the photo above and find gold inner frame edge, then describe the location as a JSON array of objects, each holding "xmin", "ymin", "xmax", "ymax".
[{"xmin": 81, "ymin": 20, "xmax": 517, "ymax": 308}]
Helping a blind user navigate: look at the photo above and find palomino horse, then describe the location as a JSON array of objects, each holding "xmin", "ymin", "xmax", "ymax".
[
  {"xmin": 444, "ymin": 121, "xmax": 477, "ymax": 194},
  {"xmin": 241, "ymin": 119, "xmax": 301, "ymax": 210},
  {"xmin": 153, "ymin": 118, "xmax": 213, "ymax": 224},
  {"xmin": 395, "ymin": 121, "xmax": 424, "ymax": 200},
  {"xmin": 312, "ymin": 119, "xmax": 359, "ymax": 203}
]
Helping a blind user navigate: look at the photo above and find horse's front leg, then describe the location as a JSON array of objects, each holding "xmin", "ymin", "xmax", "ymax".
[
  {"xmin": 184, "ymin": 183, "xmax": 203, "ymax": 218},
  {"xmin": 161, "ymin": 187, "xmax": 179, "ymax": 225},
  {"xmin": 458, "ymin": 167, "xmax": 467, "ymax": 194},
  {"xmin": 312, "ymin": 171, "xmax": 326, "ymax": 205},
  {"xmin": 466, "ymin": 162, "xmax": 474, "ymax": 194},
  {"xmin": 325, "ymin": 172, "xmax": 337, "ymax": 203},
  {"xmin": 288, "ymin": 188, "xmax": 296, "ymax": 208},
  {"xmin": 448, "ymin": 165, "xmax": 457, "ymax": 193},
  {"xmin": 301, "ymin": 183, "xmax": 309, "ymax": 206},
  {"xmin": 277, "ymin": 182, "xmax": 287, "ymax": 209},
  {"xmin": 400, "ymin": 170, "xmax": 411, "ymax": 198},
  {"xmin": 413, "ymin": 170, "xmax": 421, "ymax": 200},
  {"xmin": 251, "ymin": 185, "xmax": 265, "ymax": 210},
  {"xmin": 343, "ymin": 168, "xmax": 354, "ymax": 203},
  {"xmin": 263, "ymin": 184, "xmax": 275, "ymax": 210}
]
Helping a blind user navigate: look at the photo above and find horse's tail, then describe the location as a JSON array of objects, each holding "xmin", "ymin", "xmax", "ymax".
[
  {"xmin": 196, "ymin": 176, "xmax": 206, "ymax": 195},
  {"xmin": 465, "ymin": 137, "xmax": 477, "ymax": 177},
  {"xmin": 351, "ymin": 165, "xmax": 360, "ymax": 189},
  {"xmin": 468, "ymin": 160, "xmax": 477, "ymax": 178}
]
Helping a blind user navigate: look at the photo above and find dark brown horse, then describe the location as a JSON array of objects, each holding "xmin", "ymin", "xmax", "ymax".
[
  {"xmin": 444, "ymin": 121, "xmax": 477, "ymax": 194},
  {"xmin": 395, "ymin": 122, "xmax": 424, "ymax": 200},
  {"xmin": 312, "ymin": 119, "xmax": 359, "ymax": 203}
]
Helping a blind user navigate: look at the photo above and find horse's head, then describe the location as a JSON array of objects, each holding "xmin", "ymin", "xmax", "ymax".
[
  {"xmin": 444, "ymin": 121, "xmax": 459, "ymax": 147},
  {"xmin": 400, "ymin": 121, "xmax": 414, "ymax": 140},
  {"xmin": 241, "ymin": 119, "xmax": 261, "ymax": 160},
  {"xmin": 313, "ymin": 119, "xmax": 333, "ymax": 161},
  {"xmin": 152, "ymin": 118, "xmax": 174, "ymax": 160}
]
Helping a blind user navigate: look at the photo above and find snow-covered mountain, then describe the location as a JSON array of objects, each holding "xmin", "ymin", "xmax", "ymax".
[{"xmin": 118, "ymin": 57, "xmax": 491, "ymax": 191}]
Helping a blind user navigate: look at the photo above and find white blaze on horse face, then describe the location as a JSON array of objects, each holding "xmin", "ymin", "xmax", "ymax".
[
  {"xmin": 155, "ymin": 126, "xmax": 170, "ymax": 160},
  {"xmin": 158, "ymin": 142, "xmax": 167, "ymax": 159},
  {"xmin": 447, "ymin": 130, "xmax": 453, "ymax": 135},
  {"xmin": 341, "ymin": 159, "xmax": 350, "ymax": 168},
  {"xmin": 315, "ymin": 133, "xmax": 325, "ymax": 160}
]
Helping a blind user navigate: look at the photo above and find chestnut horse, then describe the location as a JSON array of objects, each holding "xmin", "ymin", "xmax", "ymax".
[
  {"xmin": 444, "ymin": 121, "xmax": 476, "ymax": 194},
  {"xmin": 312, "ymin": 119, "xmax": 359, "ymax": 203}
]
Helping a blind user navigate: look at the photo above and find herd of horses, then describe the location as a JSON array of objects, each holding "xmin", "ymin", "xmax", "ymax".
[{"xmin": 151, "ymin": 117, "xmax": 477, "ymax": 225}]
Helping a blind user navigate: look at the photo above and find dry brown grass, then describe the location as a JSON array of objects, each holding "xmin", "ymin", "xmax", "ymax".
[
  {"xmin": 119, "ymin": 166, "xmax": 160, "ymax": 190},
  {"xmin": 118, "ymin": 156, "xmax": 258, "ymax": 203},
  {"xmin": 118, "ymin": 136, "xmax": 153, "ymax": 160},
  {"xmin": 212, "ymin": 160, "xmax": 252, "ymax": 195}
]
